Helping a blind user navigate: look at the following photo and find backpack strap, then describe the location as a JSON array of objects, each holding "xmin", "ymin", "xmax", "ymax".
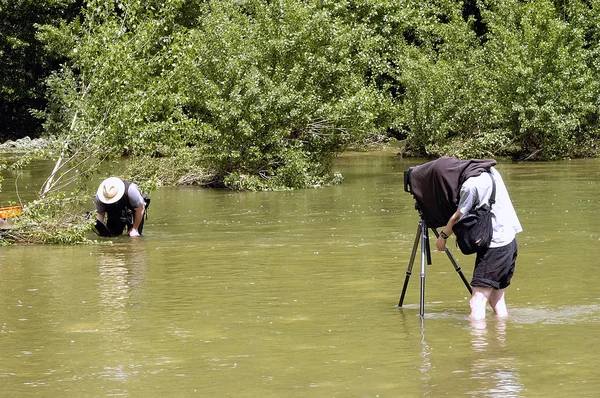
[{"xmin": 488, "ymin": 170, "xmax": 496, "ymax": 208}]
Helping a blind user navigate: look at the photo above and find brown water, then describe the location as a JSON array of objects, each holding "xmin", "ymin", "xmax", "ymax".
[{"xmin": 1, "ymin": 152, "xmax": 600, "ymax": 397}]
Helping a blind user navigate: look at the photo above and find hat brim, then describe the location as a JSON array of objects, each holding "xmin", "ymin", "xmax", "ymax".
[{"xmin": 97, "ymin": 177, "xmax": 125, "ymax": 204}]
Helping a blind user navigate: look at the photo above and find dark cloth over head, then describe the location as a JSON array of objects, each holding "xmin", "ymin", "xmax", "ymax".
[{"xmin": 408, "ymin": 157, "xmax": 497, "ymax": 228}]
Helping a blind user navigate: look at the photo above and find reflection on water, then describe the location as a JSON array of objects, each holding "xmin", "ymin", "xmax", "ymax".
[
  {"xmin": 3, "ymin": 154, "xmax": 600, "ymax": 396},
  {"xmin": 468, "ymin": 319, "xmax": 524, "ymax": 397},
  {"xmin": 97, "ymin": 248, "xmax": 139, "ymax": 383},
  {"xmin": 419, "ymin": 318, "xmax": 434, "ymax": 391}
]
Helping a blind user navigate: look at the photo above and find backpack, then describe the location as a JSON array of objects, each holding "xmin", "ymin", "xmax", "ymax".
[{"xmin": 452, "ymin": 172, "xmax": 495, "ymax": 255}]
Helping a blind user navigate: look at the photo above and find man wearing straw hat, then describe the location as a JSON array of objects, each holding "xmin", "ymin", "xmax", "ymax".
[{"xmin": 94, "ymin": 177, "xmax": 148, "ymax": 237}]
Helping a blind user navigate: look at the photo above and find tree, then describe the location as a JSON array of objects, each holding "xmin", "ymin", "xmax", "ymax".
[
  {"xmin": 38, "ymin": 0, "xmax": 394, "ymax": 191},
  {"xmin": 395, "ymin": 0, "xmax": 600, "ymax": 159},
  {"xmin": 481, "ymin": 0, "xmax": 599, "ymax": 159},
  {"xmin": 0, "ymin": 0, "xmax": 82, "ymax": 141}
]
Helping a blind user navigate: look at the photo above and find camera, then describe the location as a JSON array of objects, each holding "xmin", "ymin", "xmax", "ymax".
[
  {"xmin": 402, "ymin": 159, "xmax": 453, "ymax": 228},
  {"xmin": 403, "ymin": 167, "xmax": 414, "ymax": 193},
  {"xmin": 403, "ymin": 157, "xmax": 497, "ymax": 229}
]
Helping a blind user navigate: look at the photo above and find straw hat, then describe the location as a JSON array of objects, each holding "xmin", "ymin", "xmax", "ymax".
[{"xmin": 97, "ymin": 177, "xmax": 125, "ymax": 204}]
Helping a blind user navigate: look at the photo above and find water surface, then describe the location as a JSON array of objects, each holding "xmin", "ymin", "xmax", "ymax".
[{"xmin": 2, "ymin": 152, "xmax": 600, "ymax": 397}]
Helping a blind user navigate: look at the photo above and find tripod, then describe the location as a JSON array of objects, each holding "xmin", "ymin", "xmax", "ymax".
[{"xmin": 397, "ymin": 215, "xmax": 473, "ymax": 317}]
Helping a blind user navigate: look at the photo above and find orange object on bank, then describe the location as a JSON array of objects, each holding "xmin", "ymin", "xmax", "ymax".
[{"xmin": 0, "ymin": 206, "xmax": 22, "ymax": 219}]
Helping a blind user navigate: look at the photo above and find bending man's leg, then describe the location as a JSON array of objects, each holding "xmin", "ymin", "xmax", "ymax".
[
  {"xmin": 470, "ymin": 286, "xmax": 492, "ymax": 320},
  {"xmin": 488, "ymin": 288, "xmax": 508, "ymax": 318}
]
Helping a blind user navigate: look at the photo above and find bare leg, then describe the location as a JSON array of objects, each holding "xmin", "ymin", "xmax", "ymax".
[
  {"xmin": 469, "ymin": 287, "xmax": 492, "ymax": 320},
  {"xmin": 488, "ymin": 288, "xmax": 508, "ymax": 318}
]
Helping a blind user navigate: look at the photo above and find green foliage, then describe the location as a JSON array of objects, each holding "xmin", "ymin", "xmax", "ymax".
[
  {"xmin": 5, "ymin": 0, "xmax": 600, "ymax": 243},
  {"xmin": 32, "ymin": 0, "xmax": 600, "ymax": 184},
  {"xmin": 180, "ymin": 0, "xmax": 394, "ymax": 189},
  {"xmin": 427, "ymin": 129, "xmax": 516, "ymax": 159},
  {"xmin": 39, "ymin": 1, "xmax": 198, "ymax": 157},
  {"xmin": 123, "ymin": 148, "xmax": 213, "ymax": 191},
  {"xmin": 389, "ymin": 0, "xmax": 493, "ymax": 154},
  {"xmin": 5, "ymin": 0, "xmax": 600, "ymax": 166},
  {"xmin": 396, "ymin": 0, "xmax": 600, "ymax": 160},
  {"xmin": 0, "ymin": 0, "xmax": 82, "ymax": 140},
  {"xmin": 481, "ymin": 0, "xmax": 599, "ymax": 159},
  {"xmin": 38, "ymin": 0, "xmax": 393, "ymax": 190},
  {"xmin": 1, "ymin": 193, "xmax": 95, "ymax": 245}
]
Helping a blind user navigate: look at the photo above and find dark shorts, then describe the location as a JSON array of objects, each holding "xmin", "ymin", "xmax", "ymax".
[{"xmin": 471, "ymin": 239, "xmax": 518, "ymax": 290}]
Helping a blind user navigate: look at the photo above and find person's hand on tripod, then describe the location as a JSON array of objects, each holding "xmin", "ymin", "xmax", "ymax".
[{"xmin": 436, "ymin": 233, "xmax": 449, "ymax": 251}]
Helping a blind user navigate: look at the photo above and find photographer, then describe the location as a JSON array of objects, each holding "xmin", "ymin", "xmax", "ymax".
[
  {"xmin": 433, "ymin": 160, "xmax": 522, "ymax": 320},
  {"xmin": 408, "ymin": 157, "xmax": 522, "ymax": 320}
]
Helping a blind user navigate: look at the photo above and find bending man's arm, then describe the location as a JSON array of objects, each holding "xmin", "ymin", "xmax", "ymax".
[
  {"xmin": 128, "ymin": 206, "xmax": 145, "ymax": 237},
  {"xmin": 436, "ymin": 209, "xmax": 463, "ymax": 251}
]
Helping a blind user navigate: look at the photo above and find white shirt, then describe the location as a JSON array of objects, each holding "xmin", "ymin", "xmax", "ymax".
[{"xmin": 458, "ymin": 167, "xmax": 522, "ymax": 247}]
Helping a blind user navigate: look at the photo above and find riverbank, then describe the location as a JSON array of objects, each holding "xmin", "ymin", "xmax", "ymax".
[{"xmin": 0, "ymin": 136, "xmax": 52, "ymax": 151}]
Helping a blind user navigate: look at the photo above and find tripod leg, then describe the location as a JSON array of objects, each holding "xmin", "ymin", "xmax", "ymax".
[
  {"xmin": 431, "ymin": 229, "xmax": 473, "ymax": 294},
  {"xmin": 424, "ymin": 227, "xmax": 432, "ymax": 265},
  {"xmin": 398, "ymin": 222, "xmax": 422, "ymax": 307},
  {"xmin": 419, "ymin": 221, "xmax": 427, "ymax": 317}
]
